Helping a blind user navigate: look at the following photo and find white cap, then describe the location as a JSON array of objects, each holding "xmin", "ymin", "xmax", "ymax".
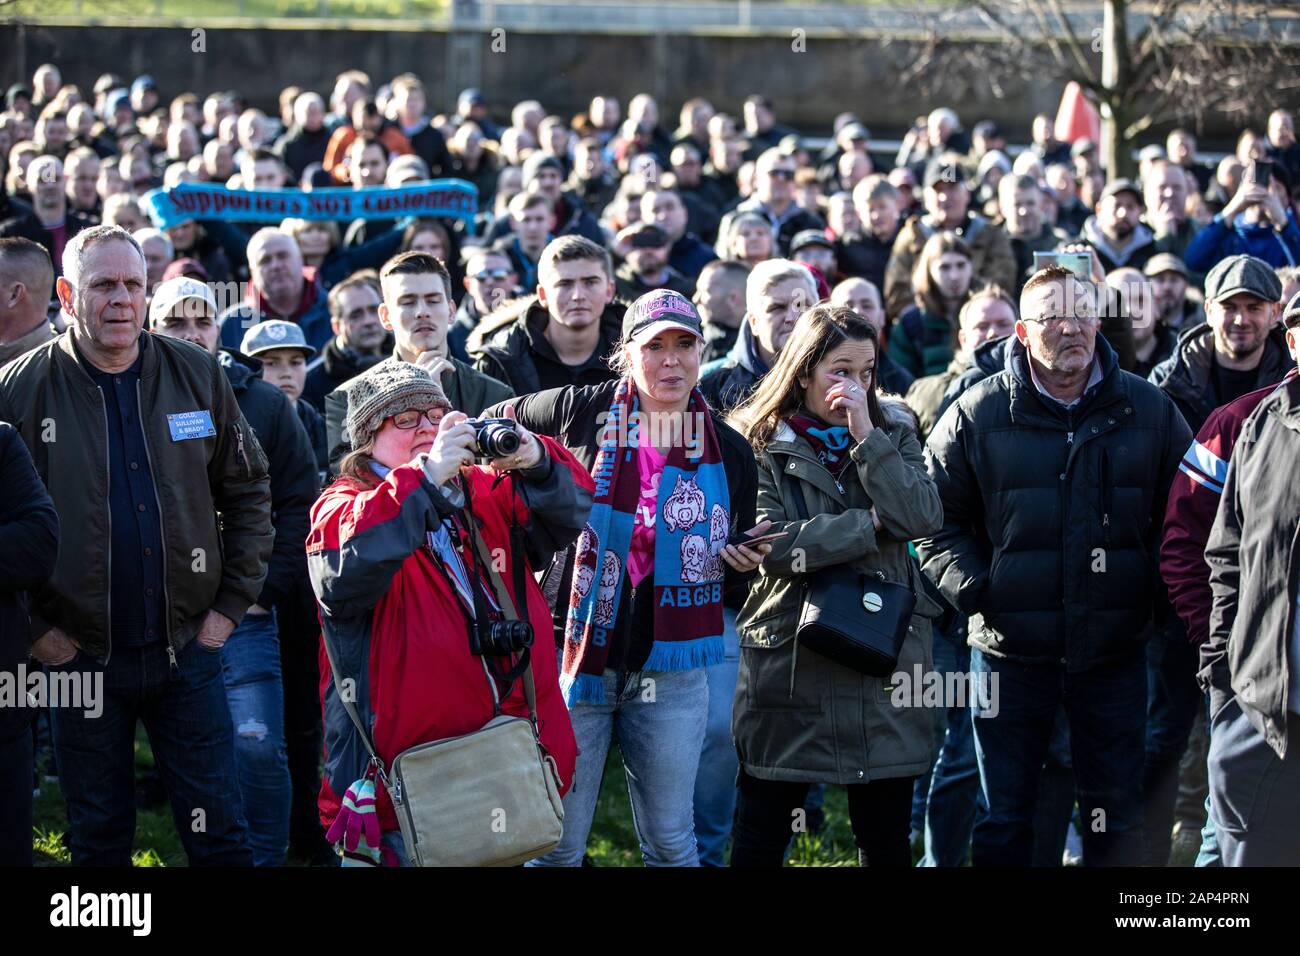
[{"xmin": 149, "ymin": 276, "xmax": 216, "ymax": 325}]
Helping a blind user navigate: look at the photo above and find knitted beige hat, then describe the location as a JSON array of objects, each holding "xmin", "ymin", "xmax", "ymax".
[{"xmin": 344, "ymin": 358, "xmax": 450, "ymax": 450}]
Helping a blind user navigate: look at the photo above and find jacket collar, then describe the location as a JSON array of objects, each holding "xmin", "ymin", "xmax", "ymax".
[
  {"xmin": 59, "ymin": 327, "xmax": 158, "ymax": 384},
  {"xmin": 1004, "ymin": 332, "xmax": 1124, "ymax": 426},
  {"xmin": 1081, "ymin": 216, "xmax": 1155, "ymax": 266},
  {"xmin": 1160, "ymin": 322, "xmax": 1292, "ymax": 404},
  {"xmin": 725, "ymin": 319, "xmax": 770, "ymax": 378}
]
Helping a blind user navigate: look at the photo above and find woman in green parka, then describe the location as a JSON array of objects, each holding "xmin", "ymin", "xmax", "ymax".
[{"xmin": 727, "ymin": 303, "xmax": 944, "ymax": 867}]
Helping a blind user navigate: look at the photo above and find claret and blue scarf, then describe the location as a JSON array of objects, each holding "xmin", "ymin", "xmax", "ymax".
[{"xmin": 561, "ymin": 376, "xmax": 730, "ymax": 704}]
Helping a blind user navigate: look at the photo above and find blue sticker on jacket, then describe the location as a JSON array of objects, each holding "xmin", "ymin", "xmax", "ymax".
[{"xmin": 167, "ymin": 409, "xmax": 216, "ymax": 441}]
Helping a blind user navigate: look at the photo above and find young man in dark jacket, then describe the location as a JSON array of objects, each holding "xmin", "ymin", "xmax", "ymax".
[
  {"xmin": 0, "ymin": 226, "xmax": 273, "ymax": 866},
  {"xmin": 150, "ymin": 278, "xmax": 319, "ymax": 867},
  {"xmin": 469, "ymin": 236, "xmax": 623, "ymax": 396},
  {"xmin": 0, "ymin": 421, "xmax": 58, "ymax": 866},
  {"xmin": 919, "ymin": 266, "xmax": 1191, "ymax": 867},
  {"xmin": 1201, "ymin": 317, "xmax": 1300, "ymax": 865}
]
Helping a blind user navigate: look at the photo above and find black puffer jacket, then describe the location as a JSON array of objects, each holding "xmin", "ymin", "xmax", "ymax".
[
  {"xmin": 484, "ymin": 379, "xmax": 759, "ymax": 673},
  {"xmin": 221, "ymin": 351, "xmax": 320, "ymax": 612},
  {"xmin": 918, "ymin": 334, "xmax": 1191, "ymax": 671},
  {"xmin": 1148, "ymin": 322, "xmax": 1293, "ymax": 436}
]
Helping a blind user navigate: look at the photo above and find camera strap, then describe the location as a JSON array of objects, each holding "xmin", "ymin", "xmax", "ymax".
[{"xmin": 468, "ymin": 504, "xmax": 540, "ymax": 729}]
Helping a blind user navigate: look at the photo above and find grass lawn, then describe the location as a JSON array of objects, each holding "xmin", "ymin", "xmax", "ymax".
[{"xmin": 32, "ymin": 724, "xmax": 863, "ymax": 866}]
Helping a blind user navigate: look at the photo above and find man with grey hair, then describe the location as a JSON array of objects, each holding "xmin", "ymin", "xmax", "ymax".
[
  {"xmin": 217, "ymin": 227, "xmax": 330, "ymax": 350},
  {"xmin": 0, "ymin": 237, "xmax": 56, "ymax": 366},
  {"xmin": 919, "ymin": 264, "xmax": 1191, "ymax": 866},
  {"xmin": 699, "ymin": 258, "xmax": 817, "ymax": 412},
  {"xmin": 0, "ymin": 224, "xmax": 273, "ymax": 865},
  {"xmin": 716, "ymin": 148, "xmax": 825, "ymax": 258}
]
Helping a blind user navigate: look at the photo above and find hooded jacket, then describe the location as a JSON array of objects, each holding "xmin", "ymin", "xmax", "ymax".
[
  {"xmin": 1184, "ymin": 211, "xmax": 1300, "ymax": 274},
  {"xmin": 308, "ymin": 436, "xmax": 592, "ymax": 833},
  {"xmin": 732, "ymin": 398, "xmax": 944, "ymax": 784},
  {"xmin": 467, "ymin": 296, "xmax": 623, "ymax": 396},
  {"xmin": 699, "ymin": 320, "xmax": 769, "ymax": 414},
  {"xmin": 1078, "ymin": 216, "xmax": 1158, "ymax": 273},
  {"xmin": 1148, "ymin": 322, "xmax": 1293, "ymax": 435},
  {"xmin": 918, "ymin": 334, "xmax": 1191, "ymax": 671}
]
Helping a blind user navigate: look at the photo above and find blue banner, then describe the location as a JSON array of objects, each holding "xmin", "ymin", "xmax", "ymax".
[{"xmin": 142, "ymin": 180, "xmax": 478, "ymax": 229}]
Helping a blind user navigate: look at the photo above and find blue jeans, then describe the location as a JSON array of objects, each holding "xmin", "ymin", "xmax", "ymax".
[
  {"xmin": 50, "ymin": 639, "xmax": 252, "ymax": 866},
  {"xmin": 1032, "ymin": 706, "xmax": 1075, "ymax": 866},
  {"xmin": 529, "ymin": 666, "xmax": 709, "ymax": 867},
  {"xmin": 220, "ymin": 610, "xmax": 291, "ymax": 867},
  {"xmin": 0, "ymin": 727, "xmax": 33, "ymax": 865},
  {"xmin": 1141, "ymin": 617, "xmax": 1203, "ymax": 865},
  {"xmin": 969, "ymin": 647, "xmax": 1146, "ymax": 867},
  {"xmin": 693, "ymin": 608, "xmax": 740, "ymax": 866},
  {"xmin": 920, "ymin": 636, "xmax": 984, "ymax": 866}
]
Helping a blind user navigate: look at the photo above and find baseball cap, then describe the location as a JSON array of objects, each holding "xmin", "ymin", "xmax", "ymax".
[
  {"xmin": 458, "ymin": 87, "xmax": 485, "ymax": 107},
  {"xmin": 1138, "ymin": 144, "xmax": 1166, "ymax": 163},
  {"xmin": 789, "ymin": 229, "xmax": 834, "ymax": 254},
  {"xmin": 627, "ymin": 222, "xmax": 670, "ymax": 248},
  {"xmin": 1204, "ymin": 254, "xmax": 1283, "ymax": 305},
  {"xmin": 241, "ymin": 319, "xmax": 316, "ymax": 359},
  {"xmin": 621, "ymin": 289, "xmax": 704, "ymax": 345},
  {"xmin": 149, "ymin": 277, "xmax": 216, "ymax": 325},
  {"xmin": 1100, "ymin": 178, "xmax": 1143, "ymax": 204},
  {"xmin": 1142, "ymin": 253, "xmax": 1189, "ymax": 279},
  {"xmin": 132, "ymin": 75, "xmax": 157, "ymax": 96}
]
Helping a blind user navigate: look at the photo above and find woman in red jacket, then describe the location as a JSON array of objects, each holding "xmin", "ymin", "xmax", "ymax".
[{"xmin": 307, "ymin": 359, "xmax": 593, "ymax": 865}]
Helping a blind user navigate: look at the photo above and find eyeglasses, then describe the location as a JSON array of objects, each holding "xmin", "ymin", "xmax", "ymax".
[
  {"xmin": 1023, "ymin": 314, "xmax": 1100, "ymax": 329},
  {"xmin": 391, "ymin": 408, "xmax": 443, "ymax": 430},
  {"xmin": 471, "ymin": 268, "xmax": 512, "ymax": 282},
  {"xmin": 767, "ymin": 168, "xmax": 797, "ymax": 181}
]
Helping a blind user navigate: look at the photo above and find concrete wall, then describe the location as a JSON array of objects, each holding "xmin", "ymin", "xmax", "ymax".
[{"xmin": 0, "ymin": 21, "xmax": 1244, "ymax": 142}]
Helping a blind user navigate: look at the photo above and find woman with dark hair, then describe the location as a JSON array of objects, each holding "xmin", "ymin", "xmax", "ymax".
[
  {"xmin": 727, "ymin": 304, "xmax": 944, "ymax": 867},
  {"xmin": 890, "ymin": 232, "xmax": 975, "ymax": 378}
]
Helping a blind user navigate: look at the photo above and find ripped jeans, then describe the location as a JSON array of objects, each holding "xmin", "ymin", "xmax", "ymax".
[{"xmin": 221, "ymin": 609, "xmax": 291, "ymax": 867}]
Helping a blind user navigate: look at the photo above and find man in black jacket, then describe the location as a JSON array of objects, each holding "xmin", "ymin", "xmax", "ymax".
[
  {"xmin": 469, "ymin": 236, "xmax": 623, "ymax": 396},
  {"xmin": 151, "ymin": 276, "xmax": 318, "ymax": 867},
  {"xmin": 1201, "ymin": 293, "xmax": 1300, "ymax": 865},
  {"xmin": 302, "ymin": 273, "xmax": 392, "ymax": 411},
  {"xmin": 0, "ymin": 421, "xmax": 58, "ymax": 865},
  {"xmin": 919, "ymin": 265, "xmax": 1191, "ymax": 866}
]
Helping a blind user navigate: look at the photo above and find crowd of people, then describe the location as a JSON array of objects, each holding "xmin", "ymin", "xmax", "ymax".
[{"xmin": 2, "ymin": 59, "xmax": 1300, "ymax": 867}]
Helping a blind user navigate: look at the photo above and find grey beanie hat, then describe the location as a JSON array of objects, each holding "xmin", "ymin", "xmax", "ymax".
[{"xmin": 344, "ymin": 358, "xmax": 451, "ymax": 450}]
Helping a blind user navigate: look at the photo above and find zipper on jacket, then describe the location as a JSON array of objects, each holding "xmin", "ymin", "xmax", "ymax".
[
  {"xmin": 137, "ymin": 381, "xmax": 174, "ymax": 656},
  {"xmin": 232, "ymin": 422, "xmax": 248, "ymax": 477},
  {"xmin": 98, "ymin": 392, "xmax": 114, "ymax": 667},
  {"xmin": 1100, "ymin": 448, "xmax": 1112, "ymax": 547}
]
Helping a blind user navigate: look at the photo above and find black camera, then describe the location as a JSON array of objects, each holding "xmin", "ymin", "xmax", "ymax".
[
  {"xmin": 473, "ymin": 618, "xmax": 534, "ymax": 657},
  {"xmin": 465, "ymin": 417, "xmax": 521, "ymax": 458}
]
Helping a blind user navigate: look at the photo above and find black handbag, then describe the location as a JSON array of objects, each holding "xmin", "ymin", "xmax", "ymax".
[{"xmin": 787, "ymin": 472, "xmax": 916, "ymax": 678}]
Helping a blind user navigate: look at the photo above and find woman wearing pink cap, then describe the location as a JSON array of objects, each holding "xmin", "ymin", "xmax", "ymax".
[{"xmin": 488, "ymin": 287, "xmax": 776, "ymax": 866}]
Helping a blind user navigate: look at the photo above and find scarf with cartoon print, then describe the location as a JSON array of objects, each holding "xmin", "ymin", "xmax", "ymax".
[{"xmin": 561, "ymin": 376, "xmax": 730, "ymax": 704}]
